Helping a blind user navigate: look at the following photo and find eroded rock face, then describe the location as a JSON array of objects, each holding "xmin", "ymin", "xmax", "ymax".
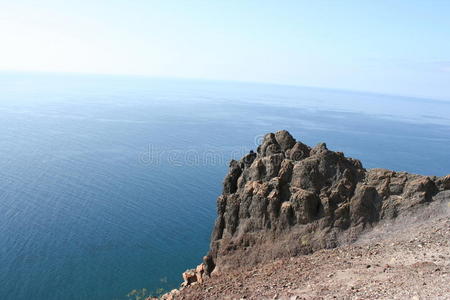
[
  {"xmin": 204, "ymin": 131, "xmax": 449, "ymax": 274},
  {"xmin": 181, "ymin": 262, "xmax": 207, "ymax": 287}
]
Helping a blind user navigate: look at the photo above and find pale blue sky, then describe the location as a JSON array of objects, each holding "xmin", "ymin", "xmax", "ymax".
[{"xmin": 1, "ymin": 0, "xmax": 450, "ymax": 100}]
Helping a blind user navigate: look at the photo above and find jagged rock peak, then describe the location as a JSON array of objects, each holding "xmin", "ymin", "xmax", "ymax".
[{"xmin": 204, "ymin": 130, "xmax": 449, "ymax": 275}]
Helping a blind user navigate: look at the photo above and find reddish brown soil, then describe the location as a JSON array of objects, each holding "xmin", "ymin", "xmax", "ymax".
[{"xmin": 175, "ymin": 204, "xmax": 450, "ymax": 300}]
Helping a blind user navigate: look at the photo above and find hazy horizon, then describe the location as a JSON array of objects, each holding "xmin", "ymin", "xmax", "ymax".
[
  {"xmin": 1, "ymin": 1, "xmax": 450, "ymax": 101},
  {"xmin": 2, "ymin": 70, "xmax": 449, "ymax": 103}
]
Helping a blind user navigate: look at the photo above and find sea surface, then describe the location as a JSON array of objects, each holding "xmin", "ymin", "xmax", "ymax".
[{"xmin": 1, "ymin": 72, "xmax": 450, "ymax": 300}]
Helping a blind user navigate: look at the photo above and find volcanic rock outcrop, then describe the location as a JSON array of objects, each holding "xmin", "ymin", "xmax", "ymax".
[{"xmin": 199, "ymin": 130, "xmax": 450, "ymax": 275}]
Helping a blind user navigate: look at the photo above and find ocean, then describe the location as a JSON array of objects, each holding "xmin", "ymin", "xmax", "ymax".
[{"xmin": 1, "ymin": 72, "xmax": 449, "ymax": 299}]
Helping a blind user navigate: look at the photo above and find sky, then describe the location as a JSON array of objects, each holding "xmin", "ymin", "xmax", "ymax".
[{"xmin": 1, "ymin": 0, "xmax": 450, "ymax": 100}]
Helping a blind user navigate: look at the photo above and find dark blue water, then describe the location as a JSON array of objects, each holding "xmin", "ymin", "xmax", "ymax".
[{"xmin": 1, "ymin": 72, "xmax": 450, "ymax": 300}]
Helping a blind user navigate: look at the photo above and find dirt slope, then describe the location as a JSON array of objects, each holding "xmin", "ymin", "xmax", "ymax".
[{"xmin": 176, "ymin": 200, "xmax": 449, "ymax": 299}]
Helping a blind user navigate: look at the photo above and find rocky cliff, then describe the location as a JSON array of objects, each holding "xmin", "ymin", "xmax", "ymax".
[
  {"xmin": 160, "ymin": 130, "xmax": 449, "ymax": 299},
  {"xmin": 201, "ymin": 130, "xmax": 449, "ymax": 275}
]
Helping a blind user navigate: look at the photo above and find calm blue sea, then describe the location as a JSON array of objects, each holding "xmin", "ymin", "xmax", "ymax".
[{"xmin": 1, "ymin": 72, "xmax": 450, "ymax": 300}]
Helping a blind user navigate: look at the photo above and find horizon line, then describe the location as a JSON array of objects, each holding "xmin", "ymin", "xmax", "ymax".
[{"xmin": 1, "ymin": 68, "xmax": 449, "ymax": 104}]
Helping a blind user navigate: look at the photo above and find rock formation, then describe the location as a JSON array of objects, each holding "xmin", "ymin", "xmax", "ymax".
[
  {"xmin": 200, "ymin": 130, "xmax": 450, "ymax": 275},
  {"xmin": 155, "ymin": 130, "xmax": 449, "ymax": 300}
]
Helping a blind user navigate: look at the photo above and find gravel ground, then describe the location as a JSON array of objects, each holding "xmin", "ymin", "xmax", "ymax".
[{"xmin": 175, "ymin": 202, "xmax": 450, "ymax": 299}]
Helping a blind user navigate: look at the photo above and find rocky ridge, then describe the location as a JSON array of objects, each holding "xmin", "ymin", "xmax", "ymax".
[{"xmin": 156, "ymin": 130, "xmax": 450, "ymax": 299}]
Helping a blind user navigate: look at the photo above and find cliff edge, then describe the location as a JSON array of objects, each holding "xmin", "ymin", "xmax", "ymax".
[
  {"xmin": 159, "ymin": 130, "xmax": 450, "ymax": 299},
  {"xmin": 205, "ymin": 130, "xmax": 449, "ymax": 274}
]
